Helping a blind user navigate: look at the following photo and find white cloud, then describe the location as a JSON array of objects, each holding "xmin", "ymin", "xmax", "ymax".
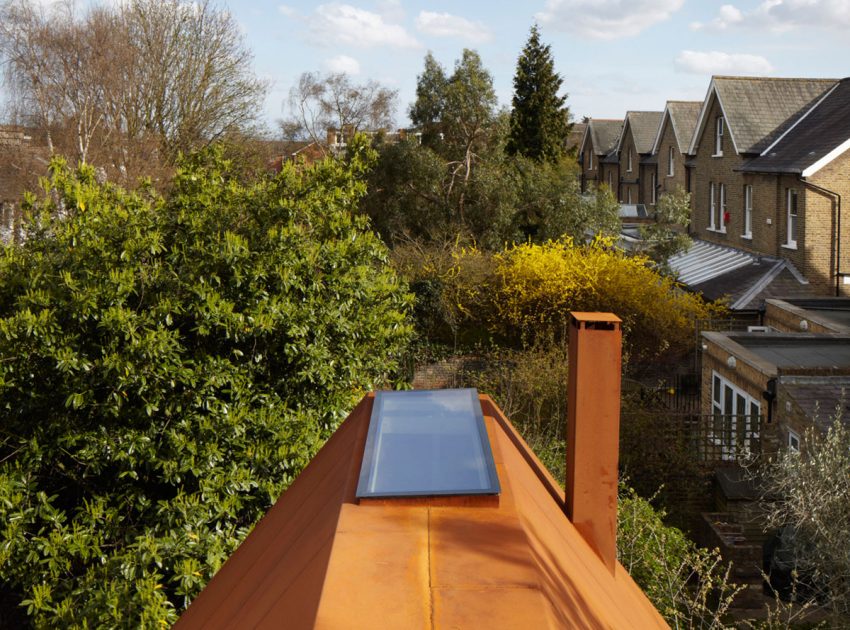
[
  {"xmin": 674, "ymin": 50, "xmax": 774, "ymax": 75},
  {"xmin": 376, "ymin": 0, "xmax": 405, "ymax": 23},
  {"xmin": 415, "ymin": 11, "xmax": 493, "ymax": 43},
  {"xmin": 690, "ymin": 4, "xmax": 743, "ymax": 30},
  {"xmin": 309, "ymin": 4, "xmax": 421, "ymax": 49},
  {"xmin": 692, "ymin": 0, "xmax": 850, "ymax": 32},
  {"xmin": 278, "ymin": 5, "xmax": 297, "ymax": 18},
  {"xmin": 324, "ymin": 54, "xmax": 361, "ymax": 75},
  {"xmin": 536, "ymin": 0, "xmax": 684, "ymax": 39}
]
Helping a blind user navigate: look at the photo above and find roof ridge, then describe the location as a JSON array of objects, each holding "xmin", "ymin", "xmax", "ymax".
[{"xmin": 713, "ymin": 75, "xmax": 838, "ymax": 82}]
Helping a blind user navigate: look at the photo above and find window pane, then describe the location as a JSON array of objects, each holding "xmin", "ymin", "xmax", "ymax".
[{"xmin": 356, "ymin": 389, "xmax": 500, "ymax": 498}]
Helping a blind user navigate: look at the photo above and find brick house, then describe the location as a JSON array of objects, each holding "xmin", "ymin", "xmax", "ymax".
[
  {"xmin": 578, "ymin": 118, "xmax": 622, "ymax": 193},
  {"xmin": 701, "ymin": 329, "xmax": 850, "ymax": 456},
  {"xmin": 616, "ymin": 111, "xmax": 662, "ymax": 205},
  {"xmin": 687, "ymin": 76, "xmax": 850, "ymax": 298},
  {"xmin": 650, "ymin": 101, "xmax": 701, "ymax": 199}
]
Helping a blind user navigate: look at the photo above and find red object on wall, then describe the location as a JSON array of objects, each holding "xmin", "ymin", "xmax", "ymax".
[{"xmin": 724, "ymin": 211, "xmax": 731, "ymax": 225}]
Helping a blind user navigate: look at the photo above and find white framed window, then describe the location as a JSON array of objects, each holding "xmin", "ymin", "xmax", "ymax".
[
  {"xmin": 786, "ymin": 188, "xmax": 798, "ymax": 248},
  {"xmin": 667, "ymin": 146, "xmax": 674, "ymax": 177},
  {"xmin": 719, "ymin": 183, "xmax": 727, "ymax": 233},
  {"xmin": 650, "ymin": 171, "xmax": 657, "ymax": 204},
  {"xmin": 709, "ymin": 182, "xmax": 716, "ymax": 230},
  {"xmin": 714, "ymin": 116, "xmax": 724, "ymax": 156},
  {"xmin": 587, "ymin": 150, "xmax": 593, "ymax": 170},
  {"xmin": 627, "ymin": 149, "xmax": 633, "ymax": 172},
  {"xmin": 743, "ymin": 185, "xmax": 753, "ymax": 239},
  {"xmin": 607, "ymin": 171, "xmax": 613, "ymax": 189},
  {"xmin": 627, "ymin": 187, "xmax": 632, "ymax": 204},
  {"xmin": 711, "ymin": 371, "xmax": 761, "ymax": 460},
  {"xmin": 788, "ymin": 429, "xmax": 801, "ymax": 452}
]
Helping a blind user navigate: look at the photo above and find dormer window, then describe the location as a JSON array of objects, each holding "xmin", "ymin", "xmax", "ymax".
[
  {"xmin": 714, "ymin": 117, "xmax": 724, "ymax": 156},
  {"xmin": 667, "ymin": 146, "xmax": 674, "ymax": 177},
  {"xmin": 356, "ymin": 389, "xmax": 500, "ymax": 498}
]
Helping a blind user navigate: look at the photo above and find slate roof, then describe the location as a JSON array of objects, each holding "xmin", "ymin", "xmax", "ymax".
[
  {"xmin": 660, "ymin": 101, "xmax": 701, "ymax": 154},
  {"xmin": 669, "ymin": 240, "xmax": 815, "ymax": 309},
  {"xmin": 176, "ymin": 394, "xmax": 667, "ymax": 629},
  {"xmin": 780, "ymin": 375, "xmax": 850, "ymax": 433},
  {"xmin": 623, "ymin": 111, "xmax": 663, "ymax": 154},
  {"xmin": 738, "ymin": 78, "xmax": 850, "ymax": 175},
  {"xmin": 567, "ymin": 122, "xmax": 587, "ymax": 152},
  {"xmin": 600, "ymin": 148, "xmax": 619, "ymax": 164},
  {"xmin": 694, "ymin": 76, "xmax": 838, "ymax": 155},
  {"xmin": 588, "ymin": 119, "xmax": 623, "ymax": 156}
]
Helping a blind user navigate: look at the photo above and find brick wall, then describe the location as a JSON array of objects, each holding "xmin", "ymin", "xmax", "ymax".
[
  {"xmin": 656, "ymin": 116, "xmax": 689, "ymax": 197},
  {"xmin": 806, "ymin": 150, "xmax": 850, "ymax": 296},
  {"xmin": 619, "ymin": 127, "xmax": 638, "ymax": 203},
  {"xmin": 580, "ymin": 135, "xmax": 598, "ymax": 193},
  {"xmin": 691, "ymin": 96, "xmax": 748, "ymax": 247},
  {"xmin": 763, "ymin": 300, "xmax": 844, "ymax": 333}
]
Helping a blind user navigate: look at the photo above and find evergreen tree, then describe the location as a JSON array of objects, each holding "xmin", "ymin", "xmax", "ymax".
[
  {"xmin": 506, "ymin": 25, "xmax": 571, "ymax": 161},
  {"xmin": 409, "ymin": 52, "xmax": 448, "ymax": 147}
]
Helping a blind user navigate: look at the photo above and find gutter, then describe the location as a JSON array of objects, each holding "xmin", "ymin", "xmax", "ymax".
[{"xmin": 798, "ymin": 177, "xmax": 842, "ymax": 296}]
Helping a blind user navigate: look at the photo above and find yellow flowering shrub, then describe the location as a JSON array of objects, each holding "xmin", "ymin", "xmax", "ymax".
[{"xmin": 446, "ymin": 237, "xmax": 724, "ymax": 360}]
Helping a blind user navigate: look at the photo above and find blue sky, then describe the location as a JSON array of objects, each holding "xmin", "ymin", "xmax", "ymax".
[{"xmin": 227, "ymin": 1, "xmax": 850, "ymax": 130}]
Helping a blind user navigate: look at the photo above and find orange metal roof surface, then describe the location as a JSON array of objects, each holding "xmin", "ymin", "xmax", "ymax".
[{"xmin": 176, "ymin": 394, "xmax": 668, "ymax": 629}]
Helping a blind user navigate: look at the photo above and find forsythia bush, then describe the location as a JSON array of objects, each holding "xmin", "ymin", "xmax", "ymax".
[
  {"xmin": 445, "ymin": 237, "xmax": 724, "ymax": 359},
  {"xmin": 0, "ymin": 142, "xmax": 412, "ymax": 627}
]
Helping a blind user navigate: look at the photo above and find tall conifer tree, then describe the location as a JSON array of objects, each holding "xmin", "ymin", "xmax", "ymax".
[{"xmin": 506, "ymin": 25, "xmax": 571, "ymax": 161}]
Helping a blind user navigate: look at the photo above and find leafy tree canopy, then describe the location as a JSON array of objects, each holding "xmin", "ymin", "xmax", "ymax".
[
  {"xmin": 0, "ymin": 141, "xmax": 412, "ymax": 627},
  {"xmin": 506, "ymin": 25, "xmax": 571, "ymax": 162}
]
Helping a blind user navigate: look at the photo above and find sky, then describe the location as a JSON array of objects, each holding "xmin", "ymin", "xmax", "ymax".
[{"xmin": 69, "ymin": 1, "xmax": 850, "ymax": 130}]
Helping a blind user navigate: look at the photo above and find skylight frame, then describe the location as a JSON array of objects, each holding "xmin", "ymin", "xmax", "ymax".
[{"xmin": 356, "ymin": 388, "xmax": 501, "ymax": 499}]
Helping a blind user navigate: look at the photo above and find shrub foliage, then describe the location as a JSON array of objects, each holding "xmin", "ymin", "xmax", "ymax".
[{"xmin": 0, "ymin": 145, "xmax": 412, "ymax": 626}]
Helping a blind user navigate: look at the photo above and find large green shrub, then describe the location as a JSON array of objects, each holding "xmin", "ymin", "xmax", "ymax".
[{"xmin": 0, "ymin": 143, "xmax": 412, "ymax": 627}]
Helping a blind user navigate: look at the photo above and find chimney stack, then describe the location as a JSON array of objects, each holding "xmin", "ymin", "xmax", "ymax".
[{"xmin": 566, "ymin": 312, "xmax": 622, "ymax": 574}]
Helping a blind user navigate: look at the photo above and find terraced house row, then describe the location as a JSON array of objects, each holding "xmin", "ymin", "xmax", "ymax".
[{"xmin": 579, "ymin": 75, "xmax": 850, "ymax": 304}]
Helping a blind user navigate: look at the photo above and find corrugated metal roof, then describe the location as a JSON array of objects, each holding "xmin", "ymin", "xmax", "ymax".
[
  {"xmin": 669, "ymin": 240, "xmax": 759, "ymax": 286},
  {"xmin": 176, "ymin": 394, "xmax": 668, "ymax": 629}
]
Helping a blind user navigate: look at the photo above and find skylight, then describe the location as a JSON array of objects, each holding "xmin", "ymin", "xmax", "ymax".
[{"xmin": 356, "ymin": 389, "xmax": 500, "ymax": 498}]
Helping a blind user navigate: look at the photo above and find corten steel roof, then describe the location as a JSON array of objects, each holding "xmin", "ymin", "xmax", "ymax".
[
  {"xmin": 690, "ymin": 76, "xmax": 838, "ymax": 155},
  {"xmin": 588, "ymin": 119, "xmax": 624, "ymax": 156},
  {"xmin": 622, "ymin": 111, "xmax": 663, "ymax": 155},
  {"xmin": 176, "ymin": 394, "xmax": 667, "ymax": 630},
  {"xmin": 738, "ymin": 78, "xmax": 850, "ymax": 175}
]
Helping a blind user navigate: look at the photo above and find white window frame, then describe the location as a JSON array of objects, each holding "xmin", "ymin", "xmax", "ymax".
[
  {"xmin": 587, "ymin": 150, "xmax": 593, "ymax": 171},
  {"xmin": 711, "ymin": 371, "xmax": 761, "ymax": 460},
  {"xmin": 714, "ymin": 116, "xmax": 724, "ymax": 157},
  {"xmin": 709, "ymin": 182, "xmax": 716, "ymax": 230},
  {"xmin": 607, "ymin": 170, "xmax": 613, "ymax": 190},
  {"xmin": 650, "ymin": 171, "xmax": 657, "ymax": 204},
  {"xmin": 788, "ymin": 429, "xmax": 801, "ymax": 452},
  {"xmin": 667, "ymin": 146, "xmax": 674, "ymax": 177},
  {"xmin": 785, "ymin": 188, "xmax": 798, "ymax": 249},
  {"xmin": 627, "ymin": 149, "xmax": 633, "ymax": 172},
  {"xmin": 743, "ymin": 185, "xmax": 753, "ymax": 239},
  {"xmin": 627, "ymin": 187, "xmax": 632, "ymax": 204},
  {"xmin": 719, "ymin": 183, "xmax": 727, "ymax": 233}
]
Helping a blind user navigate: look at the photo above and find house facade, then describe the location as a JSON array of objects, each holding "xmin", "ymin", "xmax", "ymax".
[
  {"xmin": 579, "ymin": 119, "xmax": 623, "ymax": 193},
  {"xmin": 687, "ymin": 76, "xmax": 849, "ymax": 296},
  {"xmin": 651, "ymin": 101, "xmax": 701, "ymax": 199},
  {"xmin": 616, "ymin": 111, "xmax": 662, "ymax": 206}
]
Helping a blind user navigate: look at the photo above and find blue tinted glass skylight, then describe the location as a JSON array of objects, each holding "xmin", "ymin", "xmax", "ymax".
[{"xmin": 356, "ymin": 389, "xmax": 500, "ymax": 498}]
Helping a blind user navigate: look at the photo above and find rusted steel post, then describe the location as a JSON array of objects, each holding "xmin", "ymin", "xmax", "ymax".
[{"xmin": 566, "ymin": 312, "xmax": 623, "ymax": 574}]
